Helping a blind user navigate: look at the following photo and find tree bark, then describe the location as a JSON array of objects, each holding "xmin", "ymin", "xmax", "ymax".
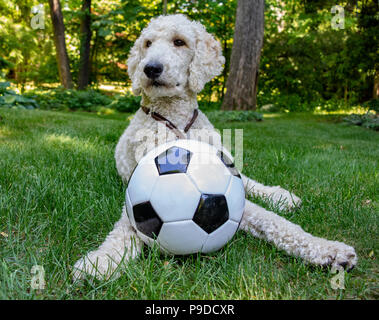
[
  {"xmin": 374, "ymin": 71, "xmax": 379, "ymax": 99},
  {"xmin": 48, "ymin": 0, "xmax": 73, "ymax": 89},
  {"xmin": 163, "ymin": 0, "xmax": 168, "ymax": 14},
  {"xmin": 78, "ymin": 0, "xmax": 92, "ymax": 90},
  {"xmin": 222, "ymin": 0, "xmax": 265, "ymax": 110}
]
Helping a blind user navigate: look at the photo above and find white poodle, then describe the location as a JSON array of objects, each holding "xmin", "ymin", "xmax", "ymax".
[{"xmin": 73, "ymin": 14, "xmax": 357, "ymax": 280}]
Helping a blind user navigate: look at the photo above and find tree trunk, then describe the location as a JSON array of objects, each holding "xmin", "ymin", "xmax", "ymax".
[
  {"xmin": 78, "ymin": 0, "xmax": 92, "ymax": 90},
  {"xmin": 222, "ymin": 0, "xmax": 265, "ymax": 110},
  {"xmin": 163, "ymin": 0, "xmax": 168, "ymax": 14},
  {"xmin": 374, "ymin": 71, "xmax": 379, "ymax": 99},
  {"xmin": 48, "ymin": 0, "xmax": 73, "ymax": 89}
]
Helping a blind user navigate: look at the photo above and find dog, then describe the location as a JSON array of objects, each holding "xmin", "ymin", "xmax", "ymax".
[{"xmin": 72, "ymin": 14, "xmax": 357, "ymax": 280}]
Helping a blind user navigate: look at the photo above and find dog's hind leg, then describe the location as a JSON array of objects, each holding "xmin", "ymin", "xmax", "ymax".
[
  {"xmin": 241, "ymin": 174, "xmax": 301, "ymax": 211},
  {"xmin": 72, "ymin": 205, "xmax": 143, "ymax": 281},
  {"xmin": 239, "ymin": 199, "xmax": 357, "ymax": 270}
]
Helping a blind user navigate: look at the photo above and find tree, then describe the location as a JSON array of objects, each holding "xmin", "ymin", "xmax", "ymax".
[
  {"xmin": 48, "ymin": 0, "xmax": 73, "ymax": 89},
  {"xmin": 222, "ymin": 0, "xmax": 264, "ymax": 110},
  {"xmin": 163, "ymin": 0, "xmax": 167, "ymax": 14},
  {"xmin": 78, "ymin": 0, "xmax": 92, "ymax": 89}
]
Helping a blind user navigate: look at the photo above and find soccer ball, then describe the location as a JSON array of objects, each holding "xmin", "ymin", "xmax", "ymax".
[{"xmin": 125, "ymin": 139, "xmax": 245, "ymax": 255}]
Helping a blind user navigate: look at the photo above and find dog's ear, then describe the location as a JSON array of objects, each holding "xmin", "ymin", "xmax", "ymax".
[
  {"xmin": 188, "ymin": 23, "xmax": 225, "ymax": 94},
  {"xmin": 127, "ymin": 37, "xmax": 143, "ymax": 95}
]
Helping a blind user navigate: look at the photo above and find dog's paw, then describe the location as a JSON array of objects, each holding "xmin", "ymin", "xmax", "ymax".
[
  {"xmin": 268, "ymin": 186, "xmax": 302, "ymax": 211},
  {"xmin": 316, "ymin": 241, "xmax": 357, "ymax": 272},
  {"xmin": 72, "ymin": 250, "xmax": 120, "ymax": 282}
]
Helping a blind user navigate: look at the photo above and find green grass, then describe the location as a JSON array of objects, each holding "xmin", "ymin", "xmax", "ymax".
[{"xmin": 0, "ymin": 108, "xmax": 378, "ymax": 299}]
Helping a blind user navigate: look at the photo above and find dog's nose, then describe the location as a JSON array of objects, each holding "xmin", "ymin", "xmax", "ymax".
[{"xmin": 144, "ymin": 62, "xmax": 163, "ymax": 79}]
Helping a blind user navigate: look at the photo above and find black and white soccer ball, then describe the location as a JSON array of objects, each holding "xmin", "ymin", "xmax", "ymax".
[{"xmin": 125, "ymin": 139, "xmax": 245, "ymax": 255}]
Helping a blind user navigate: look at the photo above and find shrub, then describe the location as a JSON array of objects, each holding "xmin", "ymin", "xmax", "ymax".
[
  {"xmin": 198, "ymin": 101, "xmax": 222, "ymax": 112},
  {"xmin": 107, "ymin": 94, "xmax": 141, "ymax": 113},
  {"xmin": 363, "ymin": 98, "xmax": 379, "ymax": 114},
  {"xmin": 0, "ymin": 82, "xmax": 39, "ymax": 109},
  {"xmin": 205, "ymin": 110, "xmax": 263, "ymax": 123},
  {"xmin": 25, "ymin": 89, "xmax": 112, "ymax": 111},
  {"xmin": 343, "ymin": 112, "xmax": 379, "ymax": 131}
]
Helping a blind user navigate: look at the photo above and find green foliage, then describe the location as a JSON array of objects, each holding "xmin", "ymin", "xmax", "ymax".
[
  {"xmin": 107, "ymin": 93, "xmax": 141, "ymax": 113},
  {"xmin": 363, "ymin": 98, "xmax": 379, "ymax": 114},
  {"xmin": 0, "ymin": 81, "xmax": 39, "ymax": 109},
  {"xmin": 25, "ymin": 88, "xmax": 112, "ymax": 111},
  {"xmin": 343, "ymin": 112, "xmax": 379, "ymax": 131},
  {"xmin": 261, "ymin": 0, "xmax": 378, "ymax": 107},
  {"xmin": 24, "ymin": 88, "xmax": 143, "ymax": 113},
  {"xmin": 0, "ymin": 0, "xmax": 377, "ymax": 111},
  {"xmin": 205, "ymin": 110, "xmax": 263, "ymax": 123}
]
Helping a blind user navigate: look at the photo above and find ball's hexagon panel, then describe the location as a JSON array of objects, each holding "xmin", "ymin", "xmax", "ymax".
[
  {"xmin": 128, "ymin": 163, "xmax": 159, "ymax": 205},
  {"xmin": 187, "ymin": 152, "xmax": 231, "ymax": 194},
  {"xmin": 201, "ymin": 220, "xmax": 239, "ymax": 253},
  {"xmin": 224, "ymin": 176, "xmax": 246, "ymax": 222},
  {"xmin": 125, "ymin": 189, "xmax": 136, "ymax": 229},
  {"xmin": 193, "ymin": 194, "xmax": 229, "ymax": 234},
  {"xmin": 155, "ymin": 146, "xmax": 192, "ymax": 175},
  {"xmin": 132, "ymin": 201, "xmax": 163, "ymax": 239},
  {"xmin": 150, "ymin": 173, "xmax": 201, "ymax": 222},
  {"xmin": 157, "ymin": 220, "xmax": 208, "ymax": 255},
  {"xmin": 217, "ymin": 151, "xmax": 241, "ymax": 178}
]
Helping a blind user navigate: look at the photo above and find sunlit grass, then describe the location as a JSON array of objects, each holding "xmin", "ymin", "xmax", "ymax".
[
  {"xmin": 313, "ymin": 105, "xmax": 371, "ymax": 115},
  {"xmin": 0, "ymin": 126, "xmax": 13, "ymax": 138},
  {"xmin": 0, "ymin": 108, "xmax": 377, "ymax": 300},
  {"xmin": 262, "ymin": 113, "xmax": 283, "ymax": 118}
]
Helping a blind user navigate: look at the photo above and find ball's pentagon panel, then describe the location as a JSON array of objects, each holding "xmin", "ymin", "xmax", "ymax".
[
  {"xmin": 201, "ymin": 220, "xmax": 239, "ymax": 253},
  {"xmin": 193, "ymin": 194, "xmax": 229, "ymax": 234},
  {"xmin": 154, "ymin": 146, "xmax": 192, "ymax": 175},
  {"xmin": 186, "ymin": 152, "xmax": 231, "ymax": 194},
  {"xmin": 150, "ymin": 173, "xmax": 201, "ymax": 222},
  {"xmin": 128, "ymin": 162, "xmax": 159, "ymax": 205},
  {"xmin": 217, "ymin": 150, "xmax": 241, "ymax": 178},
  {"xmin": 132, "ymin": 201, "xmax": 163, "ymax": 239},
  {"xmin": 224, "ymin": 175, "xmax": 245, "ymax": 222},
  {"xmin": 157, "ymin": 220, "xmax": 208, "ymax": 255}
]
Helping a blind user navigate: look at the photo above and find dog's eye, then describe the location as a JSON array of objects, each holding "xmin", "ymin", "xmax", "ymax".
[
  {"xmin": 173, "ymin": 39, "xmax": 186, "ymax": 47},
  {"xmin": 146, "ymin": 40, "xmax": 152, "ymax": 48}
]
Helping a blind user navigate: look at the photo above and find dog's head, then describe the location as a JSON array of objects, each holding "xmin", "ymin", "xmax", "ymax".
[{"xmin": 127, "ymin": 14, "xmax": 225, "ymax": 99}]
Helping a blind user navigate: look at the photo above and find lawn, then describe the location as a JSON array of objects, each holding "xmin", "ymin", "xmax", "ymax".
[{"xmin": 0, "ymin": 108, "xmax": 378, "ymax": 299}]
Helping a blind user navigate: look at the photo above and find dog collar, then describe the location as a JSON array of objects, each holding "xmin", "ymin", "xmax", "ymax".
[{"xmin": 141, "ymin": 106, "xmax": 198, "ymax": 139}]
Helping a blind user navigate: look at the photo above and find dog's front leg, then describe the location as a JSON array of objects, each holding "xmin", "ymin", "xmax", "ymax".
[
  {"xmin": 240, "ymin": 199, "xmax": 357, "ymax": 270},
  {"xmin": 72, "ymin": 205, "xmax": 143, "ymax": 281},
  {"xmin": 241, "ymin": 174, "xmax": 301, "ymax": 211}
]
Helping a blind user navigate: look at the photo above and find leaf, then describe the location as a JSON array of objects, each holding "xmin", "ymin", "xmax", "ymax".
[
  {"xmin": 98, "ymin": 28, "xmax": 111, "ymax": 37},
  {"xmin": 0, "ymin": 81, "xmax": 11, "ymax": 89},
  {"xmin": 3, "ymin": 95, "xmax": 16, "ymax": 104}
]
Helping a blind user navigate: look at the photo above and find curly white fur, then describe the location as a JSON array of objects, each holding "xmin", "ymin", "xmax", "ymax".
[{"xmin": 72, "ymin": 14, "xmax": 357, "ymax": 281}]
